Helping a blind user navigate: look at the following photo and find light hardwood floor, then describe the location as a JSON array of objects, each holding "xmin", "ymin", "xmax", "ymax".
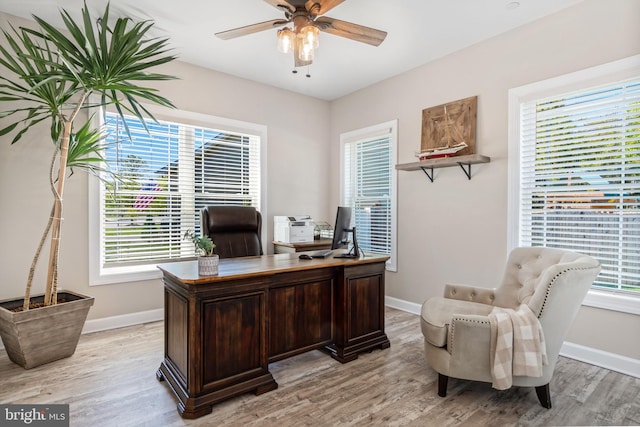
[{"xmin": 1, "ymin": 308, "xmax": 638, "ymax": 426}]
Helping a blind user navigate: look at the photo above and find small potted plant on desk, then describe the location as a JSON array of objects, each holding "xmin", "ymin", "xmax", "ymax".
[{"xmin": 184, "ymin": 230, "xmax": 218, "ymax": 276}]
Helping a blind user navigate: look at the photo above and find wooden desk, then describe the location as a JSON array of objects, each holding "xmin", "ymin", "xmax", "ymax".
[
  {"xmin": 156, "ymin": 253, "xmax": 390, "ymax": 419},
  {"xmin": 272, "ymin": 238, "xmax": 333, "ymax": 253}
]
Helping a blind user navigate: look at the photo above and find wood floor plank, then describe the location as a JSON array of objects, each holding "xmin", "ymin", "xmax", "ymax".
[
  {"xmin": 0, "ymin": 308, "xmax": 638, "ymax": 426},
  {"xmin": 626, "ymin": 398, "xmax": 640, "ymax": 425}
]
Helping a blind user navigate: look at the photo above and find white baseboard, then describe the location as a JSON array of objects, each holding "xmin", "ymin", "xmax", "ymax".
[
  {"xmin": 0, "ymin": 308, "xmax": 164, "ymax": 352},
  {"xmin": 81, "ymin": 308, "xmax": 164, "ymax": 334},
  {"xmin": 384, "ymin": 295, "xmax": 640, "ymax": 379},
  {"xmin": 2, "ymin": 299, "xmax": 638, "ymax": 380},
  {"xmin": 385, "ymin": 296, "xmax": 421, "ymax": 315},
  {"xmin": 560, "ymin": 341, "xmax": 640, "ymax": 378}
]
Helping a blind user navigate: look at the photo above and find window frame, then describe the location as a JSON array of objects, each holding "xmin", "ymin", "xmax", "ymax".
[
  {"xmin": 508, "ymin": 54, "xmax": 640, "ymax": 315},
  {"xmin": 340, "ymin": 120, "xmax": 398, "ymax": 272},
  {"xmin": 89, "ymin": 104, "xmax": 267, "ymax": 285}
]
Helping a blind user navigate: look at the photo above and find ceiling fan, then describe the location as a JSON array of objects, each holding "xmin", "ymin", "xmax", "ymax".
[{"xmin": 215, "ymin": 0, "xmax": 387, "ymax": 72}]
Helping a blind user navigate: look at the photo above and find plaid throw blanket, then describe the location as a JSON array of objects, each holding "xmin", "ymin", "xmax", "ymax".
[{"xmin": 488, "ymin": 304, "xmax": 548, "ymax": 390}]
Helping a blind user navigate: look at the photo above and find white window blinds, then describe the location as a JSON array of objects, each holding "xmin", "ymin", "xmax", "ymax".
[
  {"xmin": 518, "ymin": 78, "xmax": 640, "ymax": 293},
  {"xmin": 342, "ymin": 121, "xmax": 397, "ymax": 270},
  {"xmin": 101, "ymin": 112, "xmax": 261, "ymax": 267}
]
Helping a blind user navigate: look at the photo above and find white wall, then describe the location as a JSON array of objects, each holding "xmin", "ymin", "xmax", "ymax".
[
  {"xmin": 329, "ymin": 0, "xmax": 640, "ymax": 360},
  {"xmin": 0, "ymin": 12, "xmax": 331, "ymax": 321}
]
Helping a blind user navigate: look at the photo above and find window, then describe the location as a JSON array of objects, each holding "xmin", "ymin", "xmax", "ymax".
[
  {"xmin": 509, "ymin": 55, "xmax": 640, "ymax": 314},
  {"xmin": 341, "ymin": 120, "xmax": 397, "ymax": 271},
  {"xmin": 89, "ymin": 107, "xmax": 266, "ymax": 284}
]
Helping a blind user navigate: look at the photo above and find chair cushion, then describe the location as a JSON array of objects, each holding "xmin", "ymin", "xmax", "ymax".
[{"xmin": 421, "ymin": 297, "xmax": 494, "ymax": 347}]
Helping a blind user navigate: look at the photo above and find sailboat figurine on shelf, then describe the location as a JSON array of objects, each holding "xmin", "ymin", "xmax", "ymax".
[{"xmin": 416, "ymin": 105, "xmax": 468, "ymax": 160}]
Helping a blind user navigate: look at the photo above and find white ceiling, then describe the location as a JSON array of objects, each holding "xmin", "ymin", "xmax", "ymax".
[{"xmin": 0, "ymin": 0, "xmax": 583, "ymax": 100}]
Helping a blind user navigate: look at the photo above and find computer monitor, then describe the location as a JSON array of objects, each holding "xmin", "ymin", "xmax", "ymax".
[{"xmin": 331, "ymin": 206, "xmax": 361, "ymax": 258}]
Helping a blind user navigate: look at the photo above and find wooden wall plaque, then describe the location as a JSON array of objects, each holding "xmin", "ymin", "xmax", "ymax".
[{"xmin": 421, "ymin": 96, "xmax": 477, "ymax": 156}]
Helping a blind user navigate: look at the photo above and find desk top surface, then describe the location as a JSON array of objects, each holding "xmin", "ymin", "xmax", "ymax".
[
  {"xmin": 272, "ymin": 239, "xmax": 333, "ymax": 248},
  {"xmin": 157, "ymin": 252, "xmax": 389, "ymax": 285}
]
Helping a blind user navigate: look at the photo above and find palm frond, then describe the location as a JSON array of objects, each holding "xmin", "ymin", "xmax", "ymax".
[
  {"xmin": 66, "ymin": 118, "xmax": 105, "ymax": 167},
  {"xmin": 0, "ymin": 24, "xmax": 81, "ymax": 143},
  {"xmin": 66, "ymin": 117, "xmax": 125, "ymax": 184}
]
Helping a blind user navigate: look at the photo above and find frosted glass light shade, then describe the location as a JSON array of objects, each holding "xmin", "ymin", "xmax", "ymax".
[
  {"xmin": 300, "ymin": 25, "xmax": 319, "ymax": 49},
  {"xmin": 298, "ymin": 37, "xmax": 314, "ymax": 61},
  {"xmin": 277, "ymin": 27, "xmax": 294, "ymax": 53}
]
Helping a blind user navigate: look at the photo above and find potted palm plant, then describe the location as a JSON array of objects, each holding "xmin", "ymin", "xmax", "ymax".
[
  {"xmin": 184, "ymin": 230, "xmax": 219, "ymax": 276},
  {"xmin": 0, "ymin": 3, "xmax": 176, "ymax": 368}
]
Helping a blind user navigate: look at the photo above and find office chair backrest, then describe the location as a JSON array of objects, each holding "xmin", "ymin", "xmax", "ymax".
[{"xmin": 201, "ymin": 206, "xmax": 263, "ymax": 259}]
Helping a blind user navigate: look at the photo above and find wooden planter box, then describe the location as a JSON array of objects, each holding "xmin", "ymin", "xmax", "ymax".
[{"xmin": 0, "ymin": 291, "xmax": 94, "ymax": 369}]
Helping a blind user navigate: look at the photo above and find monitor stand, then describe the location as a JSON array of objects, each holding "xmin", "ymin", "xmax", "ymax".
[
  {"xmin": 334, "ymin": 252, "xmax": 358, "ymax": 259},
  {"xmin": 333, "ymin": 226, "xmax": 362, "ymax": 258}
]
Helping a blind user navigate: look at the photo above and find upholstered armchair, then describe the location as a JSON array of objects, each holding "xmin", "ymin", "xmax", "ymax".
[
  {"xmin": 420, "ymin": 247, "xmax": 600, "ymax": 408},
  {"xmin": 201, "ymin": 206, "xmax": 263, "ymax": 258}
]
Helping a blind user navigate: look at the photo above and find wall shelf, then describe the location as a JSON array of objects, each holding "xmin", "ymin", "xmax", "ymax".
[{"xmin": 395, "ymin": 154, "xmax": 490, "ymax": 182}]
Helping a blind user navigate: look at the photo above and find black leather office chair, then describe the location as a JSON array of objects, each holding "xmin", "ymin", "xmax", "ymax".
[{"xmin": 200, "ymin": 206, "xmax": 264, "ymax": 259}]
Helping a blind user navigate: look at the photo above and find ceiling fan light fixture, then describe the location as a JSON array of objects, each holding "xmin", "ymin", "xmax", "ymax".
[
  {"xmin": 216, "ymin": 0, "xmax": 388, "ymax": 75},
  {"xmin": 298, "ymin": 36, "xmax": 315, "ymax": 62},
  {"xmin": 277, "ymin": 27, "xmax": 294, "ymax": 53},
  {"xmin": 300, "ymin": 25, "xmax": 319, "ymax": 49}
]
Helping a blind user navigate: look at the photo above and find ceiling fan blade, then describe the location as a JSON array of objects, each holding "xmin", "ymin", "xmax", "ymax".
[
  {"xmin": 315, "ymin": 16, "xmax": 387, "ymax": 46},
  {"xmin": 215, "ymin": 19, "xmax": 288, "ymax": 40},
  {"xmin": 262, "ymin": 0, "xmax": 296, "ymax": 13},
  {"xmin": 306, "ymin": 0, "xmax": 345, "ymax": 15}
]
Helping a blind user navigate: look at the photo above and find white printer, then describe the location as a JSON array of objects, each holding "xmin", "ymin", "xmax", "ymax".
[{"xmin": 274, "ymin": 215, "xmax": 314, "ymax": 243}]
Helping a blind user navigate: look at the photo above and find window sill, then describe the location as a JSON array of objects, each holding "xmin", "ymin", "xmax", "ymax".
[
  {"xmin": 582, "ymin": 289, "xmax": 640, "ymax": 316},
  {"xmin": 90, "ymin": 263, "xmax": 163, "ymax": 286}
]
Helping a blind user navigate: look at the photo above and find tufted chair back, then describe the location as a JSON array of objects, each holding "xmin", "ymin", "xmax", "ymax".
[
  {"xmin": 420, "ymin": 246, "xmax": 601, "ymax": 408},
  {"xmin": 442, "ymin": 247, "xmax": 599, "ymax": 319},
  {"xmin": 201, "ymin": 206, "xmax": 263, "ymax": 259},
  {"xmin": 496, "ymin": 247, "xmax": 595, "ymax": 314}
]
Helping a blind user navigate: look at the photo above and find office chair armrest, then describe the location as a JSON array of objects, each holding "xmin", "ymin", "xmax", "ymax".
[{"xmin": 443, "ymin": 283, "xmax": 497, "ymax": 305}]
